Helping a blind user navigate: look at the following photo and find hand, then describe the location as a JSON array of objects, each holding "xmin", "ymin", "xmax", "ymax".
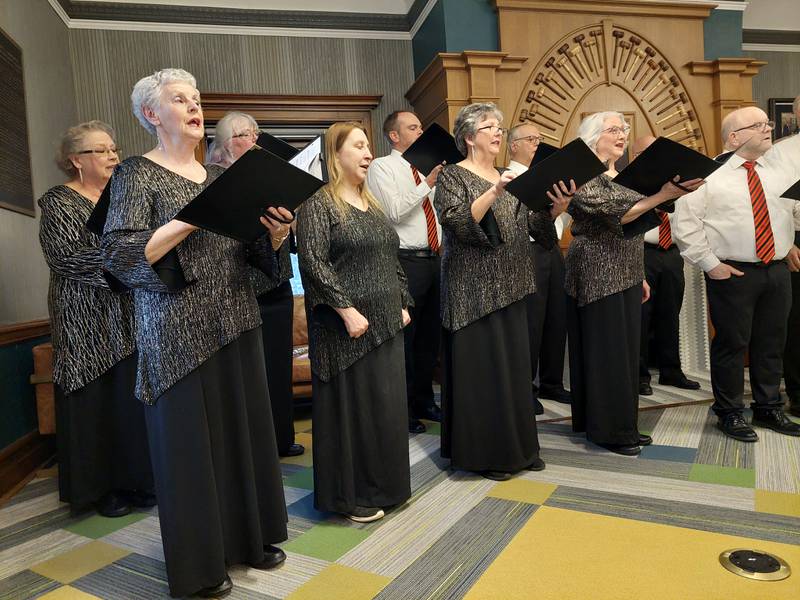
[
  {"xmin": 401, "ymin": 308, "xmax": 411, "ymax": 327},
  {"xmin": 174, "ymin": 219, "xmax": 200, "ymax": 233},
  {"xmin": 547, "ymin": 179, "xmax": 576, "ymax": 219},
  {"xmin": 336, "ymin": 306, "xmax": 369, "ymax": 338},
  {"xmin": 425, "ymin": 163, "xmax": 445, "ymax": 188},
  {"xmin": 260, "ymin": 207, "xmax": 295, "ymax": 246},
  {"xmin": 642, "ymin": 280, "xmax": 651, "ymax": 304},
  {"xmin": 707, "ymin": 262, "xmax": 745, "ymax": 280},
  {"xmin": 786, "ymin": 245, "xmax": 800, "ymax": 272},
  {"xmin": 493, "ymin": 170, "xmax": 517, "ymax": 196},
  {"xmin": 660, "ymin": 176, "xmax": 705, "ymax": 201}
]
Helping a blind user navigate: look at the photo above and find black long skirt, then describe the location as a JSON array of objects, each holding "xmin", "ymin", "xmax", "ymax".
[
  {"xmin": 441, "ymin": 299, "xmax": 541, "ymax": 473},
  {"xmin": 312, "ymin": 333, "xmax": 410, "ymax": 513},
  {"xmin": 258, "ymin": 281, "xmax": 296, "ymax": 453},
  {"xmin": 567, "ymin": 284, "xmax": 641, "ymax": 446},
  {"xmin": 55, "ymin": 353, "xmax": 153, "ymax": 507},
  {"xmin": 144, "ymin": 327, "xmax": 288, "ymax": 598}
]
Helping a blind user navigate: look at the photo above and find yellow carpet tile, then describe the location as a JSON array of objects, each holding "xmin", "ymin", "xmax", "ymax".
[
  {"xmin": 487, "ymin": 479, "xmax": 558, "ymax": 505},
  {"xmin": 755, "ymin": 489, "xmax": 800, "ymax": 518},
  {"xmin": 286, "ymin": 564, "xmax": 390, "ymax": 600},
  {"xmin": 31, "ymin": 540, "xmax": 130, "ymax": 584},
  {"xmin": 37, "ymin": 586, "xmax": 102, "ymax": 599}
]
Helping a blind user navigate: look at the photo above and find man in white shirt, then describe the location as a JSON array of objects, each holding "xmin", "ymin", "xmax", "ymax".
[
  {"xmin": 774, "ymin": 95, "xmax": 800, "ymax": 418},
  {"xmin": 507, "ymin": 124, "xmax": 571, "ymax": 413},
  {"xmin": 367, "ymin": 111, "xmax": 444, "ymax": 434},
  {"xmin": 673, "ymin": 106, "xmax": 800, "ymax": 441},
  {"xmin": 630, "ymin": 136, "xmax": 700, "ymax": 396}
]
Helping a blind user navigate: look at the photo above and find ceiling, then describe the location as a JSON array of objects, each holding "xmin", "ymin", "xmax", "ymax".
[{"xmin": 70, "ymin": 0, "xmax": 418, "ymax": 14}]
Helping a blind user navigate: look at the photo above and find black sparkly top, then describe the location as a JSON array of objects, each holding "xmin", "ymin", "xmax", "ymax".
[{"xmin": 251, "ymin": 242, "xmax": 293, "ymax": 297}]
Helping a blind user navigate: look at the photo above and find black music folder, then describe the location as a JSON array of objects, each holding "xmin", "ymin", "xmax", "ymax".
[
  {"xmin": 530, "ymin": 141, "xmax": 559, "ymax": 167},
  {"xmin": 256, "ymin": 132, "xmax": 300, "ymax": 162},
  {"xmin": 505, "ymin": 139, "xmax": 606, "ymax": 211},
  {"xmin": 614, "ymin": 136, "xmax": 722, "ymax": 197},
  {"xmin": 622, "ymin": 209, "xmax": 664, "ymax": 238},
  {"xmin": 781, "ymin": 179, "xmax": 800, "ymax": 201},
  {"xmin": 175, "ymin": 146, "xmax": 325, "ymax": 243},
  {"xmin": 402, "ymin": 122, "xmax": 464, "ymax": 175}
]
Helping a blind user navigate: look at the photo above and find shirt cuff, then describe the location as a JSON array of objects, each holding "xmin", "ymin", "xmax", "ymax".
[
  {"xmin": 698, "ymin": 254, "xmax": 721, "ymax": 273},
  {"xmin": 415, "ymin": 180, "xmax": 432, "ymax": 197}
]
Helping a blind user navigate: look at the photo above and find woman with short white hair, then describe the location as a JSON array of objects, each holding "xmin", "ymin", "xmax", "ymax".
[
  {"xmin": 566, "ymin": 111, "xmax": 702, "ymax": 456},
  {"xmin": 101, "ymin": 68, "xmax": 291, "ymax": 598}
]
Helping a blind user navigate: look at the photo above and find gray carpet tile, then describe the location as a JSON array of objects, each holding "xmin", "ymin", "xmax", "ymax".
[
  {"xmin": 540, "ymin": 447, "xmax": 692, "ymax": 481},
  {"xmin": 0, "ymin": 506, "xmax": 86, "ymax": 553},
  {"xmin": 0, "ymin": 569, "xmax": 60, "ymax": 600},
  {"xmin": 2, "ymin": 478, "xmax": 58, "ymax": 508},
  {"xmin": 695, "ymin": 412, "xmax": 756, "ymax": 469}
]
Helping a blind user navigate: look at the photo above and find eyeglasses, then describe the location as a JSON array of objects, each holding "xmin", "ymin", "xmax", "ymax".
[
  {"xmin": 510, "ymin": 135, "xmax": 541, "ymax": 145},
  {"xmin": 477, "ymin": 125, "xmax": 508, "ymax": 136},
  {"xmin": 232, "ymin": 129, "xmax": 259, "ymax": 140},
  {"xmin": 76, "ymin": 147, "xmax": 120, "ymax": 156},
  {"xmin": 601, "ymin": 125, "xmax": 631, "ymax": 136},
  {"xmin": 732, "ymin": 121, "xmax": 774, "ymax": 133}
]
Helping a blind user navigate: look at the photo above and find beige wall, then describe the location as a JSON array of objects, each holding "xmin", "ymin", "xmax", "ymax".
[
  {"xmin": 0, "ymin": 0, "xmax": 77, "ymax": 324},
  {"xmin": 750, "ymin": 50, "xmax": 800, "ymax": 113}
]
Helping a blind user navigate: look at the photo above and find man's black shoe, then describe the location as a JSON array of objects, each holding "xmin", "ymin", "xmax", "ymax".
[
  {"xmin": 414, "ymin": 404, "xmax": 442, "ymax": 422},
  {"xmin": 717, "ymin": 413, "xmax": 758, "ymax": 442},
  {"xmin": 409, "ymin": 418, "xmax": 427, "ymax": 434},
  {"xmin": 599, "ymin": 443, "xmax": 641, "ymax": 456},
  {"xmin": 250, "ymin": 545, "xmax": 287, "ymax": 570},
  {"xmin": 96, "ymin": 492, "xmax": 131, "ymax": 518},
  {"xmin": 196, "ymin": 576, "xmax": 233, "ymax": 598},
  {"xmin": 538, "ymin": 387, "xmax": 572, "ymax": 404},
  {"xmin": 752, "ymin": 409, "xmax": 800, "ymax": 436},
  {"xmin": 279, "ymin": 443, "xmax": 305, "ymax": 457},
  {"xmin": 535, "ymin": 399, "xmax": 545, "ymax": 415},
  {"xmin": 639, "ymin": 382, "xmax": 653, "ymax": 396},
  {"xmin": 659, "ymin": 373, "xmax": 701, "ymax": 390},
  {"xmin": 638, "ymin": 433, "xmax": 653, "ymax": 446},
  {"xmin": 527, "ymin": 457, "xmax": 546, "ymax": 471},
  {"xmin": 481, "ymin": 471, "xmax": 512, "ymax": 481}
]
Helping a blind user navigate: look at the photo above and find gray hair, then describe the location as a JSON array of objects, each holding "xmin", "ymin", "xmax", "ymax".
[
  {"xmin": 55, "ymin": 120, "xmax": 116, "ymax": 176},
  {"xmin": 453, "ymin": 102, "xmax": 504, "ymax": 155},
  {"xmin": 794, "ymin": 95, "xmax": 800, "ymax": 117},
  {"xmin": 206, "ymin": 111, "xmax": 258, "ymax": 166},
  {"xmin": 577, "ymin": 111, "xmax": 627, "ymax": 151},
  {"xmin": 131, "ymin": 68, "xmax": 197, "ymax": 136}
]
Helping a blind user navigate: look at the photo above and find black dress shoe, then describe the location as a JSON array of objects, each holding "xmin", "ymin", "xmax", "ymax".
[
  {"xmin": 639, "ymin": 382, "xmax": 653, "ymax": 396},
  {"xmin": 96, "ymin": 492, "xmax": 132, "ymax": 518},
  {"xmin": 195, "ymin": 575, "xmax": 233, "ymax": 598},
  {"xmin": 538, "ymin": 387, "xmax": 572, "ymax": 404},
  {"xmin": 408, "ymin": 418, "xmax": 427, "ymax": 434},
  {"xmin": 752, "ymin": 409, "xmax": 800, "ymax": 436},
  {"xmin": 534, "ymin": 399, "xmax": 545, "ymax": 415},
  {"xmin": 638, "ymin": 433, "xmax": 653, "ymax": 446},
  {"xmin": 124, "ymin": 490, "xmax": 157, "ymax": 508},
  {"xmin": 414, "ymin": 404, "xmax": 442, "ymax": 422},
  {"xmin": 717, "ymin": 413, "xmax": 758, "ymax": 442},
  {"xmin": 527, "ymin": 457, "xmax": 546, "ymax": 471},
  {"xmin": 250, "ymin": 545, "xmax": 287, "ymax": 570},
  {"xmin": 599, "ymin": 443, "xmax": 641, "ymax": 456},
  {"xmin": 659, "ymin": 373, "xmax": 701, "ymax": 390},
  {"xmin": 279, "ymin": 443, "xmax": 305, "ymax": 457},
  {"xmin": 481, "ymin": 471, "xmax": 512, "ymax": 481}
]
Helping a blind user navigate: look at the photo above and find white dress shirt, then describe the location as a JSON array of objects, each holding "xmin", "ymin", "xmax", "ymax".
[
  {"xmin": 643, "ymin": 212, "xmax": 674, "ymax": 246},
  {"xmin": 507, "ymin": 159, "xmax": 571, "ymax": 240},
  {"xmin": 366, "ymin": 149, "xmax": 441, "ymax": 250},
  {"xmin": 672, "ymin": 145, "xmax": 800, "ymax": 272}
]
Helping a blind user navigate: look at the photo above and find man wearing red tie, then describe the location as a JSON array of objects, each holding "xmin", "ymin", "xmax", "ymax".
[
  {"xmin": 367, "ymin": 111, "xmax": 444, "ymax": 434},
  {"xmin": 631, "ymin": 136, "xmax": 700, "ymax": 396},
  {"xmin": 673, "ymin": 107, "xmax": 800, "ymax": 441}
]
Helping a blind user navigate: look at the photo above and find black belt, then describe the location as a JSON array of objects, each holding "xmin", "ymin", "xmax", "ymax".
[
  {"xmin": 645, "ymin": 242, "xmax": 677, "ymax": 251},
  {"xmin": 398, "ymin": 249, "xmax": 438, "ymax": 258},
  {"xmin": 724, "ymin": 259, "xmax": 785, "ymax": 269}
]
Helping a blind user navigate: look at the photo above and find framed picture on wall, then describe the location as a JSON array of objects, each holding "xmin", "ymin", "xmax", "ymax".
[{"xmin": 768, "ymin": 98, "xmax": 798, "ymax": 141}]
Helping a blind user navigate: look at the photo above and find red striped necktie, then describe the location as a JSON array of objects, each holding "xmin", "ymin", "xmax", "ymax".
[
  {"xmin": 657, "ymin": 211, "xmax": 672, "ymax": 249},
  {"xmin": 411, "ymin": 166, "xmax": 440, "ymax": 253},
  {"xmin": 742, "ymin": 161, "xmax": 775, "ymax": 264}
]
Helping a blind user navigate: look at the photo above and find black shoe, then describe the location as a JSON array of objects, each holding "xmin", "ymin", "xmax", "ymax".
[
  {"xmin": 599, "ymin": 443, "xmax": 641, "ymax": 456},
  {"xmin": 279, "ymin": 443, "xmax": 305, "ymax": 457},
  {"xmin": 717, "ymin": 413, "xmax": 758, "ymax": 442},
  {"xmin": 481, "ymin": 471, "xmax": 512, "ymax": 481},
  {"xmin": 195, "ymin": 575, "xmax": 233, "ymax": 598},
  {"xmin": 250, "ymin": 545, "xmax": 287, "ymax": 570},
  {"xmin": 96, "ymin": 492, "xmax": 131, "ymax": 518},
  {"xmin": 124, "ymin": 490, "xmax": 157, "ymax": 508},
  {"xmin": 639, "ymin": 382, "xmax": 653, "ymax": 396},
  {"xmin": 414, "ymin": 404, "xmax": 442, "ymax": 422},
  {"xmin": 752, "ymin": 409, "xmax": 800, "ymax": 437},
  {"xmin": 659, "ymin": 373, "xmax": 701, "ymax": 390},
  {"xmin": 345, "ymin": 506, "xmax": 384, "ymax": 523},
  {"xmin": 408, "ymin": 418, "xmax": 427, "ymax": 434},
  {"xmin": 535, "ymin": 399, "xmax": 545, "ymax": 415},
  {"xmin": 527, "ymin": 457, "xmax": 546, "ymax": 471},
  {"xmin": 638, "ymin": 433, "xmax": 653, "ymax": 446},
  {"xmin": 538, "ymin": 387, "xmax": 572, "ymax": 404}
]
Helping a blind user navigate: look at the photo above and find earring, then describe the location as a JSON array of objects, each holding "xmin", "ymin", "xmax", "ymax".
[{"xmin": 78, "ymin": 168, "xmax": 83, "ymax": 185}]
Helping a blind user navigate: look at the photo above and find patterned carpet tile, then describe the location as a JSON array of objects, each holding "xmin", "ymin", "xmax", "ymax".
[
  {"xmin": 282, "ymin": 523, "xmax": 371, "ymax": 562},
  {"xmin": 0, "ymin": 569, "xmax": 60, "ymax": 600},
  {"xmin": 754, "ymin": 428, "xmax": 800, "ymax": 494},
  {"xmin": 0, "ymin": 505, "xmax": 80, "ymax": 553},
  {"xmin": 2, "ymin": 478, "xmax": 58, "ymax": 508},
  {"xmin": 230, "ymin": 551, "xmax": 328, "ymax": 600},
  {"xmin": 694, "ymin": 414, "xmax": 756, "ymax": 469},
  {"xmin": 0, "ymin": 529, "xmax": 90, "ymax": 581},
  {"xmin": 638, "ymin": 445, "xmax": 698, "ymax": 463},
  {"xmin": 286, "ymin": 564, "xmax": 389, "ymax": 600},
  {"xmin": 546, "ymin": 485, "xmax": 800, "ymax": 546},
  {"xmin": 63, "ymin": 511, "xmax": 150, "ymax": 540},
  {"xmin": 374, "ymin": 498, "xmax": 537, "ymax": 600},
  {"xmin": 0, "ymin": 491, "xmax": 63, "ymax": 530},
  {"xmin": 31, "ymin": 540, "xmax": 130, "ymax": 585},
  {"xmin": 100, "ymin": 516, "xmax": 164, "ymax": 562},
  {"xmin": 650, "ymin": 403, "xmax": 710, "ymax": 448},
  {"xmin": 540, "ymin": 447, "xmax": 692, "ymax": 480}
]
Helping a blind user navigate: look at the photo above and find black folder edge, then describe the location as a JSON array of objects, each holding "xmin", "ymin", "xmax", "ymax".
[
  {"xmin": 401, "ymin": 122, "xmax": 464, "ymax": 175},
  {"xmin": 780, "ymin": 179, "xmax": 800, "ymax": 201},
  {"xmin": 256, "ymin": 131, "xmax": 300, "ymax": 162},
  {"xmin": 622, "ymin": 208, "xmax": 663, "ymax": 239}
]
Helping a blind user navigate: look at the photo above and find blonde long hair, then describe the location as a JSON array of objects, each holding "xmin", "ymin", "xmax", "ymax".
[{"xmin": 323, "ymin": 122, "xmax": 383, "ymax": 218}]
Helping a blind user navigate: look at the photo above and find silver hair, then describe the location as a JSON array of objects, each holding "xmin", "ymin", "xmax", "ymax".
[
  {"xmin": 794, "ymin": 94, "xmax": 800, "ymax": 117},
  {"xmin": 453, "ymin": 102, "xmax": 504, "ymax": 156},
  {"xmin": 130, "ymin": 68, "xmax": 197, "ymax": 136},
  {"xmin": 55, "ymin": 120, "xmax": 116, "ymax": 176},
  {"xmin": 577, "ymin": 111, "xmax": 627, "ymax": 151},
  {"xmin": 205, "ymin": 111, "xmax": 258, "ymax": 166}
]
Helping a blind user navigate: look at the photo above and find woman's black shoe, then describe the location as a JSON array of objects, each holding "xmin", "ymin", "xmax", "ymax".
[
  {"xmin": 638, "ymin": 434, "xmax": 653, "ymax": 446},
  {"xmin": 481, "ymin": 471, "xmax": 512, "ymax": 481},
  {"xmin": 599, "ymin": 443, "xmax": 641, "ymax": 456},
  {"xmin": 96, "ymin": 492, "xmax": 132, "ymax": 518},
  {"xmin": 279, "ymin": 444, "xmax": 305, "ymax": 457},
  {"xmin": 195, "ymin": 575, "xmax": 233, "ymax": 598},
  {"xmin": 527, "ymin": 457, "xmax": 546, "ymax": 471},
  {"xmin": 250, "ymin": 545, "xmax": 287, "ymax": 570}
]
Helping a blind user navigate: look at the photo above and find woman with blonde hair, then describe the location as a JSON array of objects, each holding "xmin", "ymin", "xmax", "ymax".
[{"xmin": 296, "ymin": 121, "xmax": 412, "ymax": 523}]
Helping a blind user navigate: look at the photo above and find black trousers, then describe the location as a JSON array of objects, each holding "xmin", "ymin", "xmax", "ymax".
[
  {"xmin": 705, "ymin": 261, "xmax": 791, "ymax": 417},
  {"xmin": 526, "ymin": 242, "xmax": 568, "ymax": 394},
  {"xmin": 257, "ymin": 282, "xmax": 296, "ymax": 453},
  {"xmin": 783, "ymin": 266, "xmax": 800, "ymax": 403},
  {"xmin": 398, "ymin": 253, "xmax": 441, "ymax": 415},
  {"xmin": 640, "ymin": 244, "xmax": 685, "ymax": 382}
]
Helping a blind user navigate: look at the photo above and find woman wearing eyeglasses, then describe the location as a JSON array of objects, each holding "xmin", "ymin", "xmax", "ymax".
[
  {"xmin": 38, "ymin": 120, "xmax": 154, "ymax": 518},
  {"xmin": 566, "ymin": 112, "xmax": 703, "ymax": 456},
  {"xmin": 207, "ymin": 111, "xmax": 303, "ymax": 458},
  {"xmin": 435, "ymin": 103, "xmax": 572, "ymax": 481}
]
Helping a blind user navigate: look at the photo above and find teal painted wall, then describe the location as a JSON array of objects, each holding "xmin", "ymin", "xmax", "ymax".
[
  {"xmin": 0, "ymin": 336, "xmax": 48, "ymax": 450},
  {"xmin": 704, "ymin": 9, "xmax": 743, "ymax": 59},
  {"xmin": 413, "ymin": 1, "xmax": 447, "ymax": 76}
]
